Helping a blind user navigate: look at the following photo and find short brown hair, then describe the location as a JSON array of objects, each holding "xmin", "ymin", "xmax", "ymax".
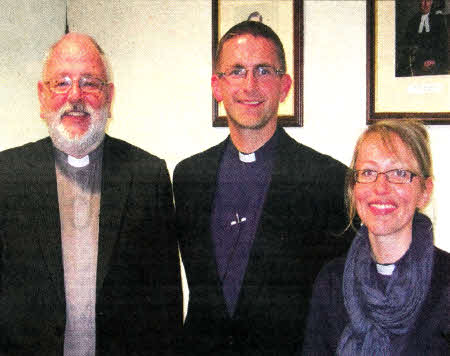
[{"xmin": 215, "ymin": 21, "xmax": 286, "ymax": 73}]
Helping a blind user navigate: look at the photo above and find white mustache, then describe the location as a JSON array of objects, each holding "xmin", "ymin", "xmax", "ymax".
[{"xmin": 58, "ymin": 104, "xmax": 93, "ymax": 119}]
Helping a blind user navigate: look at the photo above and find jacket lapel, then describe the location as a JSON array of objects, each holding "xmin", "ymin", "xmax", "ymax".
[
  {"xmin": 96, "ymin": 136, "xmax": 130, "ymax": 292},
  {"xmin": 195, "ymin": 140, "xmax": 227, "ymax": 289},
  {"xmin": 33, "ymin": 138, "xmax": 66, "ymax": 304},
  {"xmin": 183, "ymin": 138, "xmax": 230, "ymax": 318},
  {"xmin": 234, "ymin": 128, "xmax": 297, "ymax": 315},
  {"xmin": 29, "ymin": 136, "xmax": 131, "ymax": 303}
]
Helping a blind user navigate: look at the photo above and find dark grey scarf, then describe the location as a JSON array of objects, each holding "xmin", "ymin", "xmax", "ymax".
[{"xmin": 337, "ymin": 213, "xmax": 434, "ymax": 355}]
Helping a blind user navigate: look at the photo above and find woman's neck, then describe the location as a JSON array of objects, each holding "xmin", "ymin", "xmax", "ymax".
[{"xmin": 369, "ymin": 230, "xmax": 412, "ymax": 264}]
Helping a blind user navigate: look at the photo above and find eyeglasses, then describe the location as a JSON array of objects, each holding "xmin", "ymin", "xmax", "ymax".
[
  {"xmin": 353, "ymin": 169, "xmax": 419, "ymax": 184},
  {"xmin": 44, "ymin": 76, "xmax": 107, "ymax": 94},
  {"xmin": 217, "ymin": 65, "xmax": 284, "ymax": 83}
]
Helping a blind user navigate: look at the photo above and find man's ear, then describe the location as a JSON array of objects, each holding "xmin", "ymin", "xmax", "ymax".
[
  {"xmin": 105, "ymin": 82, "xmax": 114, "ymax": 117},
  {"xmin": 211, "ymin": 75, "xmax": 223, "ymax": 102},
  {"xmin": 279, "ymin": 74, "xmax": 292, "ymax": 103},
  {"xmin": 37, "ymin": 81, "xmax": 47, "ymax": 119}
]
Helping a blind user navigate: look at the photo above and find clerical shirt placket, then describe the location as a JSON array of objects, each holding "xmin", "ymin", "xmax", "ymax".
[{"xmin": 211, "ymin": 135, "xmax": 276, "ymax": 316}]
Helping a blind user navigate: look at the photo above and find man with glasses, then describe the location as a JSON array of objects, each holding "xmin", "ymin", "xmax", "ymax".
[
  {"xmin": 174, "ymin": 21, "xmax": 353, "ymax": 355},
  {"xmin": 0, "ymin": 33, "xmax": 181, "ymax": 355}
]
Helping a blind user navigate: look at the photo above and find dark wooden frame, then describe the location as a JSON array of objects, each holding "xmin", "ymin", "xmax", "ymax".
[
  {"xmin": 212, "ymin": 0, "xmax": 303, "ymax": 127},
  {"xmin": 367, "ymin": 0, "xmax": 450, "ymax": 124}
]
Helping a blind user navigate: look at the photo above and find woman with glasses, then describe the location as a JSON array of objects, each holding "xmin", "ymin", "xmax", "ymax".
[{"xmin": 300, "ymin": 120, "xmax": 449, "ymax": 355}]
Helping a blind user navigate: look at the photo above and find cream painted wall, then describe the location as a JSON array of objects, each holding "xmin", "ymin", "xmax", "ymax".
[
  {"xmin": 72, "ymin": 0, "xmax": 449, "ymax": 253},
  {"xmin": 1, "ymin": 1, "xmax": 449, "ymax": 250},
  {"xmin": 0, "ymin": 0, "xmax": 66, "ymax": 150}
]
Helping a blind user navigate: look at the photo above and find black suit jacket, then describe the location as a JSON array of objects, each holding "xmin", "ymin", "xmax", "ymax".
[
  {"xmin": 173, "ymin": 128, "xmax": 353, "ymax": 355},
  {"xmin": 398, "ymin": 12, "xmax": 448, "ymax": 76},
  {"xmin": 0, "ymin": 135, "xmax": 181, "ymax": 355}
]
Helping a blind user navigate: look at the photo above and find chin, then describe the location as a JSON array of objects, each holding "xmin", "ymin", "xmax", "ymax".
[
  {"xmin": 228, "ymin": 115, "xmax": 271, "ymax": 131},
  {"xmin": 48, "ymin": 119, "xmax": 107, "ymax": 157}
]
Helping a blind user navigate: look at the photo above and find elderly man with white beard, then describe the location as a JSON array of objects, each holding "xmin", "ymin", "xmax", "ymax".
[{"xmin": 0, "ymin": 33, "xmax": 181, "ymax": 356}]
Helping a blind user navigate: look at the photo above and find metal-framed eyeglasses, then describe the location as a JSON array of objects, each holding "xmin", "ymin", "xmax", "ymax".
[
  {"xmin": 353, "ymin": 169, "xmax": 420, "ymax": 184},
  {"xmin": 44, "ymin": 76, "xmax": 107, "ymax": 94},
  {"xmin": 217, "ymin": 65, "xmax": 284, "ymax": 83}
]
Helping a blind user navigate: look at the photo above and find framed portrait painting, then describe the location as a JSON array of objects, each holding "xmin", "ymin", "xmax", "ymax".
[
  {"xmin": 212, "ymin": 0, "xmax": 303, "ymax": 127},
  {"xmin": 367, "ymin": 0, "xmax": 450, "ymax": 124}
]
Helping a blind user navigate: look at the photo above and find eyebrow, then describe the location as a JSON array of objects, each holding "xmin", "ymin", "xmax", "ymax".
[
  {"xmin": 226, "ymin": 62, "xmax": 275, "ymax": 70},
  {"xmin": 46, "ymin": 72, "xmax": 102, "ymax": 80}
]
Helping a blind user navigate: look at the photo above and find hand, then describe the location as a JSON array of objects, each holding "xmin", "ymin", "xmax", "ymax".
[{"xmin": 422, "ymin": 60, "xmax": 436, "ymax": 71}]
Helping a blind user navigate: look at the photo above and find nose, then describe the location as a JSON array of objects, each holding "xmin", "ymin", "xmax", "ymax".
[
  {"xmin": 374, "ymin": 173, "xmax": 390, "ymax": 194},
  {"xmin": 67, "ymin": 80, "xmax": 82, "ymax": 103},
  {"xmin": 242, "ymin": 70, "xmax": 258, "ymax": 92}
]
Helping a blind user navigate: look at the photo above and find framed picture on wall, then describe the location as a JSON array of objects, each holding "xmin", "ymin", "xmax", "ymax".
[
  {"xmin": 367, "ymin": 0, "xmax": 450, "ymax": 124},
  {"xmin": 212, "ymin": 0, "xmax": 303, "ymax": 127}
]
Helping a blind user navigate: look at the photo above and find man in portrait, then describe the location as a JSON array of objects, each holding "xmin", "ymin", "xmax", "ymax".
[
  {"xmin": 174, "ymin": 21, "xmax": 353, "ymax": 355},
  {"xmin": 397, "ymin": 0, "xmax": 448, "ymax": 76},
  {"xmin": 0, "ymin": 33, "xmax": 181, "ymax": 355}
]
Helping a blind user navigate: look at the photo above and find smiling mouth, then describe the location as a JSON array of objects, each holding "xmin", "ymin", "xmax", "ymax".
[
  {"xmin": 60, "ymin": 110, "xmax": 91, "ymax": 138},
  {"xmin": 63, "ymin": 110, "xmax": 89, "ymax": 117},
  {"xmin": 368, "ymin": 202, "xmax": 397, "ymax": 215},
  {"xmin": 238, "ymin": 100, "xmax": 263, "ymax": 106}
]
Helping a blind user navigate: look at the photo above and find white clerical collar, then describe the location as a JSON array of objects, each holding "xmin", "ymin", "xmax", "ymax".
[
  {"xmin": 239, "ymin": 151, "xmax": 256, "ymax": 163},
  {"xmin": 68, "ymin": 154, "xmax": 90, "ymax": 168},
  {"xmin": 419, "ymin": 13, "xmax": 430, "ymax": 33},
  {"xmin": 376, "ymin": 263, "xmax": 396, "ymax": 276}
]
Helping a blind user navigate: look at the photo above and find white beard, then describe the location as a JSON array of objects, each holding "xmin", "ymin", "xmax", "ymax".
[{"xmin": 47, "ymin": 103, "xmax": 109, "ymax": 157}]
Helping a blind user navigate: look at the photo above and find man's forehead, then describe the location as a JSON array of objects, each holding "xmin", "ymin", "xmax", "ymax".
[
  {"xmin": 43, "ymin": 37, "xmax": 107, "ymax": 79},
  {"xmin": 51, "ymin": 33, "xmax": 101, "ymax": 58},
  {"xmin": 219, "ymin": 34, "xmax": 280, "ymax": 67},
  {"xmin": 54, "ymin": 42, "xmax": 93, "ymax": 59},
  {"xmin": 222, "ymin": 34, "xmax": 277, "ymax": 52}
]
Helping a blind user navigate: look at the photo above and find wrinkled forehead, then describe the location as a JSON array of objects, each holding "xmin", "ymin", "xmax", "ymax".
[{"xmin": 43, "ymin": 36, "xmax": 108, "ymax": 80}]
